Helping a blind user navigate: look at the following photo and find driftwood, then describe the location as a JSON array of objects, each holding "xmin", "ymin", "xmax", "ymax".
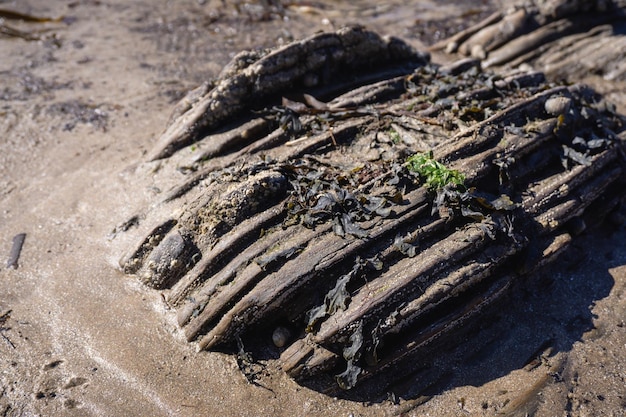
[
  {"xmin": 433, "ymin": 0, "xmax": 626, "ymax": 83},
  {"xmin": 118, "ymin": 27, "xmax": 626, "ymax": 398},
  {"xmin": 147, "ymin": 26, "xmax": 425, "ymax": 161},
  {"xmin": 6, "ymin": 233, "xmax": 26, "ymax": 269}
]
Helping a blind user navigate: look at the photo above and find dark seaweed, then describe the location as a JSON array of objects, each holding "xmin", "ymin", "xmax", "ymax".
[
  {"xmin": 393, "ymin": 234, "xmax": 418, "ymax": 258},
  {"xmin": 305, "ymin": 257, "xmax": 382, "ymax": 332},
  {"xmin": 235, "ymin": 336, "xmax": 267, "ymax": 387},
  {"xmin": 285, "ymin": 169, "xmax": 384, "ymax": 239},
  {"xmin": 335, "ymin": 321, "xmax": 364, "ymax": 390}
]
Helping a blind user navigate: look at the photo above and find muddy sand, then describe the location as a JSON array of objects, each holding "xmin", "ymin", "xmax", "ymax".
[{"xmin": 0, "ymin": 1, "xmax": 624, "ymax": 416}]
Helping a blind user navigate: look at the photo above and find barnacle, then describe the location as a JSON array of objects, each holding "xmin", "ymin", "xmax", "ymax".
[{"xmin": 117, "ymin": 26, "xmax": 626, "ymax": 399}]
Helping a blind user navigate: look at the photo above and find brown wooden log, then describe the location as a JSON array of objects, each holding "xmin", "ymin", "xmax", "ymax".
[{"xmin": 117, "ymin": 27, "xmax": 626, "ymax": 396}]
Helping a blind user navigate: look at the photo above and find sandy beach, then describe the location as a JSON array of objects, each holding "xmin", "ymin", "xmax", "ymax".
[{"xmin": 1, "ymin": 1, "xmax": 624, "ymax": 416}]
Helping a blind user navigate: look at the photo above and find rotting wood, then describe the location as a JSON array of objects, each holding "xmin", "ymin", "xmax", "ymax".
[
  {"xmin": 436, "ymin": 0, "xmax": 626, "ymax": 83},
  {"xmin": 116, "ymin": 26, "xmax": 626, "ymax": 399}
]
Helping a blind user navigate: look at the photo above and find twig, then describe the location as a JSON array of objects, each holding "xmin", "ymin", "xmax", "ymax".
[
  {"xmin": 7, "ymin": 233, "xmax": 26, "ymax": 269},
  {"xmin": 1, "ymin": 332, "xmax": 15, "ymax": 349},
  {"xmin": 0, "ymin": 310, "xmax": 15, "ymax": 349}
]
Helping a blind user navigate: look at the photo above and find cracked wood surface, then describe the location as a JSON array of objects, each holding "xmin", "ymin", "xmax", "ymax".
[{"xmin": 118, "ymin": 26, "xmax": 626, "ymax": 397}]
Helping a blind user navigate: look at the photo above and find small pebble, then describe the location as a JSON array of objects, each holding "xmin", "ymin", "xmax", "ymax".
[
  {"xmin": 544, "ymin": 96, "xmax": 572, "ymax": 116},
  {"xmin": 272, "ymin": 327, "xmax": 291, "ymax": 348}
]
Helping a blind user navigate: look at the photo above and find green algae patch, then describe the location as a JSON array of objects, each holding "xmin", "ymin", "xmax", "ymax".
[{"xmin": 406, "ymin": 152, "xmax": 465, "ymax": 190}]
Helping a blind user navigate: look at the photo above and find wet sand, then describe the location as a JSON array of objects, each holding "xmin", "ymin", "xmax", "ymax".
[{"xmin": 0, "ymin": 1, "xmax": 624, "ymax": 416}]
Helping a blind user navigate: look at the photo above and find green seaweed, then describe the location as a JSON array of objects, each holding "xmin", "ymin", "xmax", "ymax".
[
  {"xmin": 406, "ymin": 151, "xmax": 465, "ymax": 190},
  {"xmin": 388, "ymin": 128, "xmax": 401, "ymax": 144}
]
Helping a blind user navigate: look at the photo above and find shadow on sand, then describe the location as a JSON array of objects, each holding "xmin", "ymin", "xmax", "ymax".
[{"xmin": 341, "ymin": 224, "xmax": 622, "ymax": 403}]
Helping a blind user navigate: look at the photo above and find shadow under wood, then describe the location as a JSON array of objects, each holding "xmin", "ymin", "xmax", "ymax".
[
  {"xmin": 384, "ymin": 226, "xmax": 619, "ymax": 402},
  {"xmin": 446, "ymin": 223, "xmax": 622, "ymax": 385},
  {"xmin": 234, "ymin": 220, "xmax": 623, "ymax": 404}
]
